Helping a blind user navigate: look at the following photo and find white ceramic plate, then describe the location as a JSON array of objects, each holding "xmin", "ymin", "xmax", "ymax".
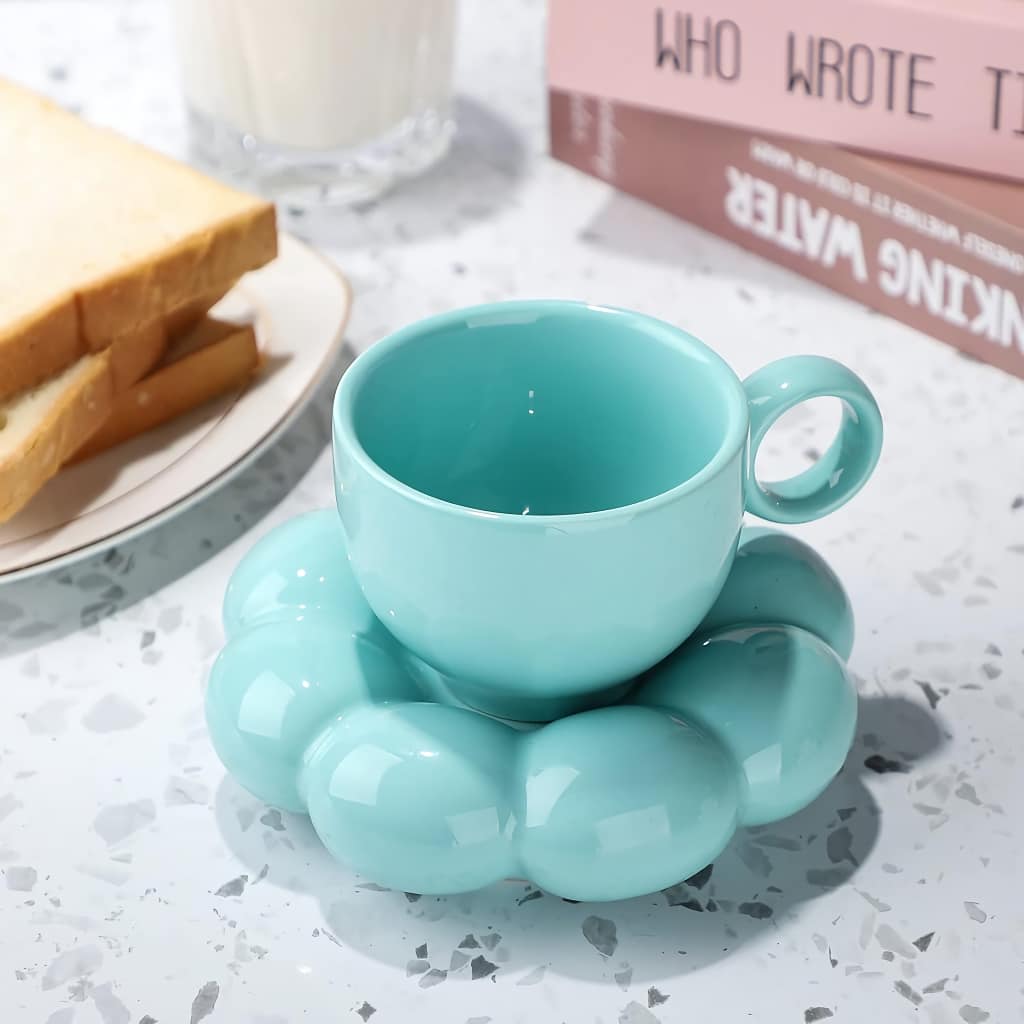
[{"xmin": 0, "ymin": 234, "xmax": 351, "ymax": 584}]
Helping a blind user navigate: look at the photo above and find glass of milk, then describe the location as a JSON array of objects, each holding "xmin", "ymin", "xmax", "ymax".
[{"xmin": 171, "ymin": 0, "xmax": 457, "ymax": 205}]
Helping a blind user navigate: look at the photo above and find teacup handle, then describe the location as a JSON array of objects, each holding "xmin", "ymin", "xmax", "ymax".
[{"xmin": 742, "ymin": 355, "xmax": 882, "ymax": 524}]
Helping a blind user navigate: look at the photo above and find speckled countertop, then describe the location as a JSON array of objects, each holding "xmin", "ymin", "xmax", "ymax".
[{"xmin": 2, "ymin": 2, "xmax": 1023, "ymax": 1023}]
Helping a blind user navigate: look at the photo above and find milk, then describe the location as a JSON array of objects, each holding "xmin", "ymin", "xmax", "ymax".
[{"xmin": 172, "ymin": 0, "xmax": 456, "ymax": 151}]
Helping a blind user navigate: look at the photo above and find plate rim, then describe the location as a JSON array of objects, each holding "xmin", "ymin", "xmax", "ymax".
[{"xmin": 0, "ymin": 235, "xmax": 352, "ymax": 585}]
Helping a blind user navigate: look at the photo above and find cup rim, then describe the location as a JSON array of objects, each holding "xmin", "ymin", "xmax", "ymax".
[{"xmin": 333, "ymin": 300, "xmax": 749, "ymax": 524}]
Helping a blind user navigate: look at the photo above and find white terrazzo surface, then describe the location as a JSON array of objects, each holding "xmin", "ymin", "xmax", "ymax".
[{"xmin": 1, "ymin": 3, "xmax": 1023, "ymax": 1022}]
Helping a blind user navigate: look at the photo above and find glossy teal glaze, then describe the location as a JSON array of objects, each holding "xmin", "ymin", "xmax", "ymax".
[
  {"xmin": 333, "ymin": 301, "xmax": 881, "ymax": 716},
  {"xmin": 207, "ymin": 513, "xmax": 860, "ymax": 899},
  {"xmin": 744, "ymin": 356, "xmax": 884, "ymax": 524},
  {"xmin": 303, "ymin": 702, "xmax": 518, "ymax": 894},
  {"xmin": 517, "ymin": 705, "xmax": 738, "ymax": 902},
  {"xmin": 697, "ymin": 525, "xmax": 855, "ymax": 659},
  {"xmin": 211, "ymin": 509, "xmax": 422, "ymax": 810},
  {"xmin": 632, "ymin": 625, "xmax": 858, "ymax": 826},
  {"xmin": 223, "ymin": 509, "xmax": 382, "ymax": 640},
  {"xmin": 206, "ymin": 616, "xmax": 421, "ymax": 812}
]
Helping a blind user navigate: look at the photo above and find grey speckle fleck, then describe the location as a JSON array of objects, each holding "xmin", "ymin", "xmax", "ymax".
[
  {"xmin": 157, "ymin": 605, "xmax": 184, "ymax": 633},
  {"xmin": 662, "ymin": 884, "xmax": 689, "ymax": 906},
  {"xmin": 805, "ymin": 1009, "xmax": 834, "ymax": 1022},
  {"xmin": 22, "ymin": 697, "xmax": 75, "ymax": 735},
  {"xmin": 754, "ymin": 833, "xmax": 802, "ymax": 850},
  {"xmin": 83, "ymin": 694, "xmax": 145, "ymax": 733},
  {"xmin": 5, "ymin": 865, "xmax": 37, "ymax": 891},
  {"xmin": 165, "ymin": 776, "xmax": 210, "ymax": 806},
  {"xmin": 480, "ymin": 932, "xmax": 501, "ymax": 951},
  {"xmin": 856, "ymin": 889, "xmax": 892, "ymax": 912},
  {"xmin": 140, "ymin": 630, "xmax": 156, "ymax": 649},
  {"xmin": 139, "ymin": 1016, "xmax": 158, "ymax": 1024},
  {"xmin": 215, "ymin": 875, "xmax": 248, "ymax": 898},
  {"xmin": 449, "ymin": 950, "xmax": 470, "ymax": 972},
  {"xmin": 582, "ymin": 915, "xmax": 618, "ymax": 957},
  {"xmin": 516, "ymin": 888, "xmax": 542, "ymax": 905},
  {"xmin": 92, "ymin": 981, "xmax": 131, "ymax": 1024},
  {"xmin": 42, "ymin": 944, "xmax": 103, "ymax": 990},
  {"xmin": 470, "ymin": 955, "xmax": 497, "ymax": 980},
  {"xmin": 912, "ymin": 932, "xmax": 934, "ymax": 952},
  {"xmin": 190, "ymin": 980, "xmax": 220, "ymax": 1024},
  {"xmin": 648, "ymin": 987, "xmax": 669, "ymax": 1008},
  {"xmin": 355, "ymin": 1002, "xmax": 376, "ymax": 1021},
  {"xmin": 0, "ymin": 792, "xmax": 23, "ymax": 823},
  {"xmin": 516, "ymin": 965, "xmax": 546, "ymax": 986},
  {"xmin": 93, "ymin": 800, "xmax": 156, "ymax": 844},
  {"xmin": 964, "ymin": 901, "xmax": 987, "ymax": 923},
  {"xmin": 418, "ymin": 969, "xmax": 447, "ymax": 989},
  {"xmin": 618, "ymin": 1001, "xmax": 660, "ymax": 1024},
  {"xmin": 959, "ymin": 1006, "xmax": 990, "ymax": 1023},
  {"xmin": 981, "ymin": 663, "xmax": 1002, "ymax": 680},
  {"xmin": 876, "ymin": 924, "xmax": 918, "ymax": 959},
  {"xmin": 414, "ymin": 943, "xmax": 428, "ymax": 959},
  {"xmin": 915, "ymin": 680, "xmax": 942, "ymax": 709},
  {"xmin": 685, "ymin": 864, "xmax": 713, "ymax": 889},
  {"xmin": 260, "ymin": 809, "xmax": 285, "ymax": 831},
  {"xmin": 614, "ymin": 967, "xmax": 633, "ymax": 990},
  {"xmin": 955, "ymin": 782, "xmax": 982, "ymax": 806},
  {"xmin": 458, "ymin": 933, "xmax": 481, "ymax": 949},
  {"xmin": 826, "ymin": 826, "xmax": 857, "ymax": 866},
  {"xmin": 405, "ymin": 959, "xmax": 429, "ymax": 976},
  {"xmin": 46, "ymin": 1011, "xmax": 75, "ymax": 1024},
  {"xmin": 738, "ymin": 841, "xmax": 773, "ymax": 877},
  {"xmin": 738, "ymin": 901, "xmax": 773, "ymax": 919},
  {"xmin": 912, "ymin": 571, "xmax": 944, "ymax": 596},
  {"xmin": 894, "ymin": 980, "xmax": 923, "ymax": 1005},
  {"xmin": 807, "ymin": 867, "xmax": 849, "ymax": 887},
  {"xmin": 864, "ymin": 754, "xmax": 910, "ymax": 774},
  {"xmin": 922, "ymin": 978, "xmax": 948, "ymax": 994}
]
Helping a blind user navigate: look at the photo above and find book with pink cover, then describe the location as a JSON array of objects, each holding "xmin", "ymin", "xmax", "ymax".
[
  {"xmin": 548, "ymin": 0, "xmax": 1024, "ymax": 182},
  {"xmin": 549, "ymin": 88, "xmax": 1024, "ymax": 378}
]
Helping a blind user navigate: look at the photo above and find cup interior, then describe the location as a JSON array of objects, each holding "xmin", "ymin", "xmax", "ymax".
[{"xmin": 348, "ymin": 304, "xmax": 742, "ymax": 516}]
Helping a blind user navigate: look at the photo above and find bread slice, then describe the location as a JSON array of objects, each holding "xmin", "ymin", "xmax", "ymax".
[
  {"xmin": 0, "ymin": 77, "xmax": 276, "ymax": 402},
  {"xmin": 0, "ymin": 323, "xmax": 169, "ymax": 522},
  {"xmin": 71, "ymin": 319, "xmax": 259, "ymax": 463},
  {"xmin": 0, "ymin": 282, "xmax": 233, "ymax": 521}
]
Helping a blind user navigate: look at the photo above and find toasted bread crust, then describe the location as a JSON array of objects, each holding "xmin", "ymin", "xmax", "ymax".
[
  {"xmin": 0, "ymin": 77, "xmax": 276, "ymax": 401},
  {"xmin": 71, "ymin": 320, "xmax": 259, "ymax": 463},
  {"xmin": 0, "ymin": 322, "xmax": 170, "ymax": 523}
]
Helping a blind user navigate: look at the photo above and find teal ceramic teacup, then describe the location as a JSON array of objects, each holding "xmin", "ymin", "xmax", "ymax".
[{"xmin": 333, "ymin": 301, "xmax": 882, "ymax": 720}]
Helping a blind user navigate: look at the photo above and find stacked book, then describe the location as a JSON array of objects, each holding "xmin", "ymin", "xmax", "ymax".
[{"xmin": 548, "ymin": 0, "xmax": 1024, "ymax": 378}]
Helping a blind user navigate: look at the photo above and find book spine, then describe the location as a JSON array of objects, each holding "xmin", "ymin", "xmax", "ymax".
[
  {"xmin": 550, "ymin": 89, "xmax": 1024, "ymax": 379},
  {"xmin": 548, "ymin": 0, "xmax": 1024, "ymax": 182}
]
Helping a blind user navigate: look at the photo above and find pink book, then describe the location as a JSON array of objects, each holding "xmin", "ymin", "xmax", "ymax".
[
  {"xmin": 548, "ymin": 0, "xmax": 1024, "ymax": 182},
  {"xmin": 549, "ymin": 88, "xmax": 1024, "ymax": 379}
]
